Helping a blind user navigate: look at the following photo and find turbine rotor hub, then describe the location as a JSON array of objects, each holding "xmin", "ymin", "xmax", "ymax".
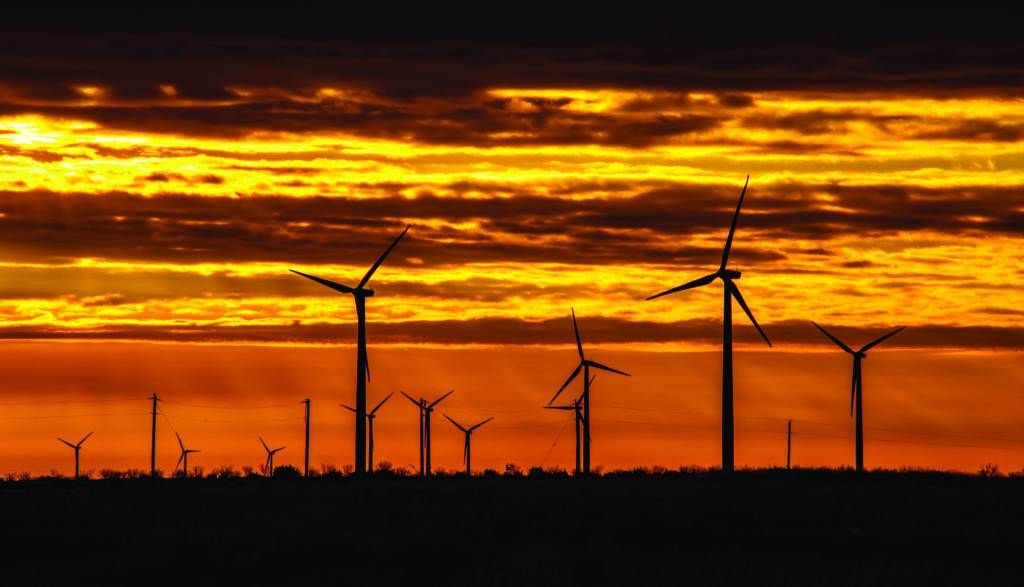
[
  {"xmin": 355, "ymin": 288, "xmax": 376, "ymax": 297},
  {"xmin": 720, "ymin": 269, "xmax": 741, "ymax": 280}
]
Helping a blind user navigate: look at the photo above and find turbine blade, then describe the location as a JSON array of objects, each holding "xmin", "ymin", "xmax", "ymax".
[
  {"xmin": 859, "ymin": 326, "xmax": 906, "ymax": 353},
  {"xmin": 371, "ymin": 392, "xmax": 393, "ymax": 415},
  {"xmin": 544, "ymin": 405, "xmax": 575, "ymax": 411},
  {"xmin": 586, "ymin": 360, "xmax": 630, "ymax": 377},
  {"xmin": 444, "ymin": 414, "xmax": 467, "ymax": 432},
  {"xmin": 464, "ymin": 437, "xmax": 469, "ymax": 464},
  {"xmin": 730, "ymin": 282, "xmax": 771, "ymax": 347},
  {"xmin": 357, "ymin": 225, "xmax": 411, "ymax": 289},
  {"xmin": 365, "ymin": 353, "xmax": 371, "ymax": 382},
  {"xmin": 400, "ymin": 391, "xmax": 422, "ymax": 409},
  {"xmin": 720, "ymin": 175, "xmax": 750, "ymax": 271},
  {"xmin": 191, "ymin": 450, "xmax": 201, "ymax": 454},
  {"xmin": 78, "ymin": 431, "xmax": 94, "ymax": 447},
  {"xmin": 470, "ymin": 417, "xmax": 494, "ymax": 431},
  {"xmin": 289, "ymin": 270, "xmax": 354, "ymax": 294},
  {"xmin": 811, "ymin": 322, "xmax": 855, "ymax": 354},
  {"xmin": 259, "ymin": 436, "xmax": 270, "ymax": 452},
  {"xmin": 339, "ymin": 403, "xmax": 357, "ymax": 414},
  {"xmin": 175, "ymin": 453, "xmax": 184, "ymax": 471},
  {"xmin": 549, "ymin": 363, "xmax": 583, "ymax": 405},
  {"xmin": 428, "ymin": 389, "xmax": 455, "ymax": 409},
  {"xmin": 175, "ymin": 431, "xmax": 185, "ymax": 451},
  {"xmin": 571, "ymin": 308, "xmax": 584, "ymax": 359},
  {"xmin": 646, "ymin": 273, "xmax": 717, "ymax": 301},
  {"xmin": 850, "ymin": 361, "xmax": 858, "ymax": 418},
  {"xmin": 58, "ymin": 438, "xmax": 75, "ymax": 448}
]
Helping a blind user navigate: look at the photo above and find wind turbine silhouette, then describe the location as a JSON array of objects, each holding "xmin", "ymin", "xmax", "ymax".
[
  {"xmin": 548, "ymin": 310, "xmax": 629, "ymax": 474},
  {"xmin": 341, "ymin": 392, "xmax": 393, "ymax": 473},
  {"xmin": 174, "ymin": 432, "xmax": 200, "ymax": 478},
  {"xmin": 812, "ymin": 322, "xmax": 906, "ymax": 472},
  {"xmin": 443, "ymin": 414, "xmax": 493, "ymax": 476},
  {"xmin": 290, "ymin": 224, "xmax": 410, "ymax": 475},
  {"xmin": 401, "ymin": 390, "xmax": 454, "ymax": 477},
  {"xmin": 259, "ymin": 436, "xmax": 286, "ymax": 477},
  {"xmin": 544, "ymin": 375, "xmax": 595, "ymax": 475},
  {"xmin": 646, "ymin": 176, "xmax": 771, "ymax": 473},
  {"xmin": 58, "ymin": 432, "xmax": 92, "ymax": 480}
]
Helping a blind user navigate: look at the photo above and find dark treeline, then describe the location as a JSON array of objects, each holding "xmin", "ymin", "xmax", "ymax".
[{"xmin": 2, "ymin": 469, "xmax": 1023, "ymax": 585}]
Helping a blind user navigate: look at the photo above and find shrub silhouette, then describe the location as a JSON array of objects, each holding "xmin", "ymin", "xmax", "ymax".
[{"xmin": 272, "ymin": 465, "xmax": 302, "ymax": 478}]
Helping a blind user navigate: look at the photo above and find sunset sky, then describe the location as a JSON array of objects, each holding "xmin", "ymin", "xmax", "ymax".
[{"xmin": 1, "ymin": 9, "xmax": 1022, "ymax": 476}]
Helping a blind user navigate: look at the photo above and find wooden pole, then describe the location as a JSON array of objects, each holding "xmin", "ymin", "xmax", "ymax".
[
  {"xmin": 150, "ymin": 393, "xmax": 159, "ymax": 477},
  {"xmin": 786, "ymin": 420, "xmax": 792, "ymax": 470}
]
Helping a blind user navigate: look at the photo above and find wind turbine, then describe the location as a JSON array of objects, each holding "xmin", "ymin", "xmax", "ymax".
[
  {"xmin": 548, "ymin": 310, "xmax": 629, "ymax": 474},
  {"xmin": 401, "ymin": 390, "xmax": 454, "ymax": 477},
  {"xmin": 646, "ymin": 176, "xmax": 772, "ymax": 473},
  {"xmin": 259, "ymin": 436, "xmax": 286, "ymax": 477},
  {"xmin": 174, "ymin": 432, "xmax": 200, "ymax": 478},
  {"xmin": 812, "ymin": 322, "xmax": 905, "ymax": 472},
  {"xmin": 57, "ymin": 432, "xmax": 92, "ymax": 480},
  {"xmin": 341, "ymin": 392, "xmax": 393, "ymax": 473},
  {"xmin": 290, "ymin": 224, "xmax": 410, "ymax": 475},
  {"xmin": 443, "ymin": 414, "xmax": 493, "ymax": 476},
  {"xmin": 544, "ymin": 375, "xmax": 594, "ymax": 475}
]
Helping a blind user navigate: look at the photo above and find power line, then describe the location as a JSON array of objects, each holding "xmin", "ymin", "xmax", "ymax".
[
  {"xmin": 445, "ymin": 404, "xmax": 542, "ymax": 413},
  {"xmin": 539, "ymin": 414, "xmax": 573, "ymax": 467},
  {"xmin": 160, "ymin": 411, "xmax": 304, "ymax": 425},
  {"xmin": 0, "ymin": 397, "xmax": 145, "ymax": 407},
  {"xmin": 489, "ymin": 421, "xmax": 566, "ymax": 430},
  {"xmin": 160, "ymin": 399, "xmax": 302, "ymax": 411},
  {"xmin": 0, "ymin": 411, "xmax": 149, "ymax": 421}
]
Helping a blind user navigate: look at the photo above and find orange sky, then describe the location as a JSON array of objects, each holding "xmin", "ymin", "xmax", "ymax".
[{"xmin": 0, "ymin": 24, "xmax": 1023, "ymax": 475}]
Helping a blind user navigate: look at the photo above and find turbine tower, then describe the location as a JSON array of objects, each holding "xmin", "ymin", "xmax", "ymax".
[
  {"xmin": 291, "ymin": 225, "xmax": 410, "ymax": 474},
  {"xmin": 443, "ymin": 414, "xmax": 493, "ymax": 476},
  {"xmin": 341, "ymin": 392, "xmax": 393, "ymax": 473},
  {"xmin": 646, "ymin": 176, "xmax": 772, "ymax": 473},
  {"xmin": 259, "ymin": 436, "xmax": 286, "ymax": 477},
  {"xmin": 812, "ymin": 322, "xmax": 905, "ymax": 472},
  {"xmin": 548, "ymin": 310, "xmax": 629, "ymax": 474},
  {"xmin": 401, "ymin": 390, "xmax": 454, "ymax": 477},
  {"xmin": 58, "ymin": 432, "xmax": 92, "ymax": 480},
  {"xmin": 174, "ymin": 432, "xmax": 200, "ymax": 478},
  {"xmin": 544, "ymin": 375, "xmax": 594, "ymax": 475}
]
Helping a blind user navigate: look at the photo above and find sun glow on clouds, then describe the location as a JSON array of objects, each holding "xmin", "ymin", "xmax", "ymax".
[{"xmin": 0, "ymin": 87, "xmax": 1022, "ymax": 348}]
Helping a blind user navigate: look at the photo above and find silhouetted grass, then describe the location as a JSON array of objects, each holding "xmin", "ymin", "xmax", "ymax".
[{"xmin": 2, "ymin": 469, "xmax": 1022, "ymax": 585}]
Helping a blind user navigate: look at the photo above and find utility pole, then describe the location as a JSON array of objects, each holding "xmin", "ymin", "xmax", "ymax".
[
  {"xmin": 303, "ymin": 398, "xmax": 311, "ymax": 478},
  {"xmin": 149, "ymin": 393, "xmax": 159, "ymax": 477},
  {"xmin": 786, "ymin": 420, "xmax": 792, "ymax": 470}
]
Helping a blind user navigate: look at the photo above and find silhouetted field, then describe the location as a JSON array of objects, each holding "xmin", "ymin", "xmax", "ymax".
[{"xmin": 3, "ymin": 469, "xmax": 1022, "ymax": 586}]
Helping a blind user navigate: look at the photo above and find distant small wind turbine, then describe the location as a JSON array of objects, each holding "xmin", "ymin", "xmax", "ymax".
[
  {"xmin": 443, "ymin": 414, "xmax": 493, "ymax": 476},
  {"xmin": 259, "ymin": 436, "xmax": 286, "ymax": 477},
  {"xmin": 544, "ymin": 375, "xmax": 594, "ymax": 475},
  {"xmin": 58, "ymin": 432, "xmax": 93, "ymax": 480},
  {"xmin": 401, "ymin": 390, "xmax": 454, "ymax": 477},
  {"xmin": 812, "ymin": 322, "xmax": 905, "ymax": 472},
  {"xmin": 342, "ymin": 392, "xmax": 393, "ymax": 473},
  {"xmin": 646, "ymin": 176, "xmax": 771, "ymax": 473},
  {"xmin": 174, "ymin": 432, "xmax": 200, "ymax": 478},
  {"xmin": 291, "ymin": 225, "xmax": 410, "ymax": 475},
  {"xmin": 548, "ymin": 309, "xmax": 629, "ymax": 474}
]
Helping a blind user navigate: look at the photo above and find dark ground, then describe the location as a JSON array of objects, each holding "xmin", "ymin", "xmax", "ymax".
[{"xmin": 2, "ymin": 469, "xmax": 1022, "ymax": 586}]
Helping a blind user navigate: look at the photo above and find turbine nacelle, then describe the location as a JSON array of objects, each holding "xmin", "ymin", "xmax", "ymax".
[{"xmin": 719, "ymin": 268, "xmax": 741, "ymax": 280}]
